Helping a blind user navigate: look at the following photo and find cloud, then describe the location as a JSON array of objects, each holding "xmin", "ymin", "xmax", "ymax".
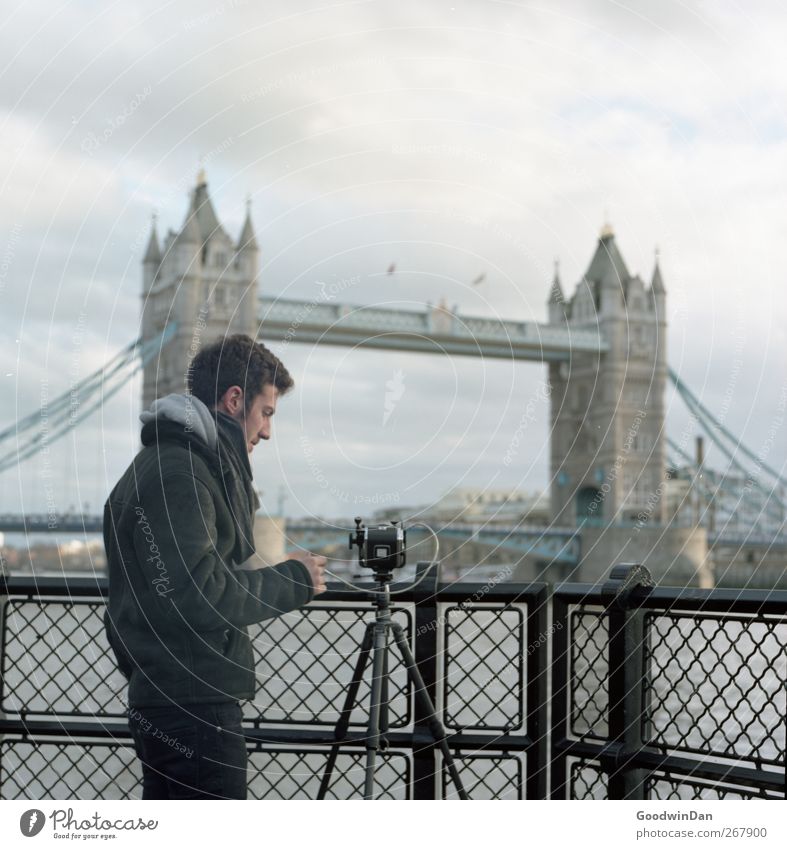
[{"xmin": 0, "ymin": 0, "xmax": 784, "ymax": 519}]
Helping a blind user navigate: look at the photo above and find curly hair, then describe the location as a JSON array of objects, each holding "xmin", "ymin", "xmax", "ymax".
[{"xmin": 187, "ymin": 334, "xmax": 294, "ymax": 412}]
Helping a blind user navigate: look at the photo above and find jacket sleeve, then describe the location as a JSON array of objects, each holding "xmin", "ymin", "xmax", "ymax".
[{"xmin": 131, "ymin": 471, "xmax": 314, "ymax": 631}]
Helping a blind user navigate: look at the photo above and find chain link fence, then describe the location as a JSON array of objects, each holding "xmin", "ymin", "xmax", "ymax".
[
  {"xmin": 0, "ymin": 572, "xmax": 545, "ymax": 799},
  {"xmin": 3, "ymin": 566, "xmax": 785, "ymax": 800},
  {"xmin": 551, "ymin": 566, "xmax": 787, "ymax": 800}
]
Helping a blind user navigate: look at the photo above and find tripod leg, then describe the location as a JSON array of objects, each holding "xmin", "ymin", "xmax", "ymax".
[
  {"xmin": 317, "ymin": 622, "xmax": 374, "ymax": 800},
  {"xmin": 379, "ymin": 629, "xmax": 390, "ymax": 746},
  {"xmin": 390, "ymin": 622, "xmax": 469, "ymax": 800},
  {"xmin": 364, "ymin": 619, "xmax": 388, "ymax": 800}
]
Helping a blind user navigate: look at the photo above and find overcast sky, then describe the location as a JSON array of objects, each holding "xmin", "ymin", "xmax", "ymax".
[{"xmin": 1, "ymin": 0, "xmax": 785, "ymax": 526}]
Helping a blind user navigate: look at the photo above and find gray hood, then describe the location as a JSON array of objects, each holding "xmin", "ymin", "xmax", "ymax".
[{"xmin": 139, "ymin": 393, "xmax": 218, "ymax": 450}]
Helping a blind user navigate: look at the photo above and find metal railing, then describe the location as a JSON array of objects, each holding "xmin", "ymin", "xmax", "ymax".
[
  {"xmin": 0, "ymin": 566, "xmax": 548, "ymax": 800},
  {"xmin": 1, "ymin": 563, "xmax": 785, "ymax": 800},
  {"xmin": 551, "ymin": 565, "xmax": 787, "ymax": 800}
]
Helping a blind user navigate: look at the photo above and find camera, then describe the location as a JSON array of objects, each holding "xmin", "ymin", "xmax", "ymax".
[{"xmin": 349, "ymin": 516, "xmax": 406, "ymax": 577}]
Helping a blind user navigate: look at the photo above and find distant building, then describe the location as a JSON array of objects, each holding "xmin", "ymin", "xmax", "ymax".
[
  {"xmin": 667, "ymin": 465, "xmax": 785, "ymax": 537},
  {"xmin": 388, "ymin": 487, "xmax": 550, "ymax": 526},
  {"xmin": 140, "ymin": 171, "xmax": 260, "ymax": 407}
]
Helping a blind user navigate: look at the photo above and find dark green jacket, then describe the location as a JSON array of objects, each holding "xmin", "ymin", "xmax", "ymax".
[{"xmin": 103, "ymin": 393, "xmax": 313, "ymax": 708}]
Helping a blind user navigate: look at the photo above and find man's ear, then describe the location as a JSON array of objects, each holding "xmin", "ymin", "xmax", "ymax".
[{"xmin": 218, "ymin": 385, "xmax": 245, "ymax": 416}]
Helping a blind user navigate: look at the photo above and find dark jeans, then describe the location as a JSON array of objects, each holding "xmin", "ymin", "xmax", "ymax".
[{"xmin": 127, "ymin": 700, "xmax": 248, "ymax": 799}]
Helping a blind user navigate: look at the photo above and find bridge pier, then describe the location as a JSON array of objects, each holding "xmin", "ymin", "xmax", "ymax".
[{"xmin": 577, "ymin": 521, "xmax": 712, "ymax": 588}]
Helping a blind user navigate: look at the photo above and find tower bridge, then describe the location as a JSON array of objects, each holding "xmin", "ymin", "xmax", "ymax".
[
  {"xmin": 141, "ymin": 174, "xmax": 669, "ymax": 542},
  {"xmin": 0, "ymin": 174, "xmax": 783, "ymax": 587}
]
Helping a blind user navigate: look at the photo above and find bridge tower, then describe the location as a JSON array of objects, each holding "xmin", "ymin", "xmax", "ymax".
[
  {"xmin": 547, "ymin": 224, "xmax": 668, "ymax": 528},
  {"xmin": 140, "ymin": 171, "xmax": 260, "ymax": 408}
]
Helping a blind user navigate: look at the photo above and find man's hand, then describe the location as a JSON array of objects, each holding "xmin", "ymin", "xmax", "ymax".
[{"xmin": 287, "ymin": 550, "xmax": 327, "ymax": 595}]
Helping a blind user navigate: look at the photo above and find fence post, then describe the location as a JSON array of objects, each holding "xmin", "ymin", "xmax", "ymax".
[
  {"xmin": 548, "ymin": 587, "xmax": 570, "ymax": 798},
  {"xmin": 0, "ymin": 552, "xmax": 8, "ymax": 786},
  {"xmin": 525, "ymin": 584, "xmax": 549, "ymax": 799},
  {"xmin": 412, "ymin": 560, "xmax": 440, "ymax": 799},
  {"xmin": 601, "ymin": 563, "xmax": 654, "ymax": 800}
]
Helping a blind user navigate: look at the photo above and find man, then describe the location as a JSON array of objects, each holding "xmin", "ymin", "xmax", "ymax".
[{"xmin": 103, "ymin": 333, "xmax": 326, "ymax": 799}]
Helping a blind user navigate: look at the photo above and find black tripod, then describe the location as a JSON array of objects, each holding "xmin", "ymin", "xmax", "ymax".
[{"xmin": 317, "ymin": 570, "xmax": 468, "ymax": 800}]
